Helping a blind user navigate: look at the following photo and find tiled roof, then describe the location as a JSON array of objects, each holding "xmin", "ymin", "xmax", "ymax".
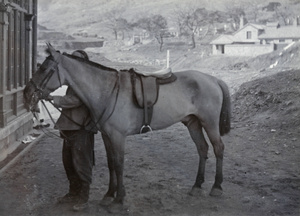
[
  {"xmin": 246, "ymin": 23, "xmax": 265, "ymax": 30},
  {"xmin": 266, "ymin": 22, "xmax": 279, "ymax": 27},
  {"xmin": 259, "ymin": 26, "xmax": 300, "ymax": 39},
  {"xmin": 210, "ymin": 34, "xmax": 234, "ymax": 44}
]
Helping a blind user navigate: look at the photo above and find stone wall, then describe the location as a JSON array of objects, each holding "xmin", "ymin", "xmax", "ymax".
[
  {"xmin": 225, "ymin": 44, "xmax": 274, "ymax": 56},
  {"xmin": 0, "ymin": 113, "xmax": 33, "ymax": 162},
  {"xmin": 64, "ymin": 40, "xmax": 104, "ymax": 49}
]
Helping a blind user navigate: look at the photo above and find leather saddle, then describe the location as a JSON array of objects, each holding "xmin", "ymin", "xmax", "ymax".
[{"xmin": 129, "ymin": 68, "xmax": 177, "ymax": 133}]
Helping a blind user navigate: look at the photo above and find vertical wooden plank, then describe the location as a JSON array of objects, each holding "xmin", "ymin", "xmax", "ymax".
[
  {"xmin": 19, "ymin": 11, "xmax": 24, "ymax": 87},
  {"xmin": 0, "ymin": 0, "xmax": 10, "ymax": 127},
  {"xmin": 14, "ymin": 9, "xmax": 19, "ymax": 89},
  {"xmin": 24, "ymin": 0, "xmax": 31, "ymax": 82},
  {"xmin": 7, "ymin": 9, "xmax": 12, "ymax": 91},
  {"xmin": 32, "ymin": 0, "xmax": 37, "ymax": 75},
  {"xmin": 14, "ymin": 9, "xmax": 19, "ymax": 116}
]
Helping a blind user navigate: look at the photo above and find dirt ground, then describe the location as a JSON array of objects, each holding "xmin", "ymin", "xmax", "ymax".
[{"xmin": 0, "ymin": 63, "xmax": 299, "ymax": 216}]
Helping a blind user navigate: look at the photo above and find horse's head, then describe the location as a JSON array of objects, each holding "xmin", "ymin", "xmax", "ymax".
[{"xmin": 23, "ymin": 43, "xmax": 65, "ymax": 111}]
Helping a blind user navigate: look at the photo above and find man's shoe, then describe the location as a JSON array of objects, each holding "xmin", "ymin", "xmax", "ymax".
[
  {"xmin": 57, "ymin": 193, "xmax": 79, "ymax": 204},
  {"xmin": 73, "ymin": 200, "xmax": 89, "ymax": 211}
]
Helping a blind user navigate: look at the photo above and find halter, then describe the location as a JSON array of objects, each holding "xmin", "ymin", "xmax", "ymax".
[
  {"xmin": 28, "ymin": 53, "xmax": 121, "ymax": 137},
  {"xmin": 29, "ymin": 56, "xmax": 62, "ymax": 111}
]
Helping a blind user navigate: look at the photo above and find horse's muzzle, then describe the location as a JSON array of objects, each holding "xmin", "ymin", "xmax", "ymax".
[{"xmin": 23, "ymin": 82, "xmax": 41, "ymax": 111}]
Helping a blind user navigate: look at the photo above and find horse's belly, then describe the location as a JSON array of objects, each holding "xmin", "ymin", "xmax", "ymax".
[{"xmin": 150, "ymin": 84, "xmax": 196, "ymax": 130}]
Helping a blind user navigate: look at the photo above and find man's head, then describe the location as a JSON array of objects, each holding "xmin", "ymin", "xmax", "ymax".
[{"xmin": 72, "ymin": 50, "xmax": 89, "ymax": 60}]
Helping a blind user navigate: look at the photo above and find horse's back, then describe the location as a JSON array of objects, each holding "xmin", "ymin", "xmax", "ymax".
[
  {"xmin": 150, "ymin": 70, "xmax": 223, "ymax": 126},
  {"xmin": 175, "ymin": 70, "xmax": 219, "ymax": 83},
  {"xmin": 174, "ymin": 70, "xmax": 223, "ymax": 97}
]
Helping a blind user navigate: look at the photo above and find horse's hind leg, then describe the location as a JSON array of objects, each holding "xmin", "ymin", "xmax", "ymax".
[
  {"xmin": 183, "ymin": 117, "xmax": 209, "ymax": 196},
  {"xmin": 203, "ymin": 124, "xmax": 224, "ymax": 196}
]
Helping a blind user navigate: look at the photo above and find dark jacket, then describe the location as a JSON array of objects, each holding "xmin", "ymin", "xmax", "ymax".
[{"xmin": 53, "ymin": 87, "xmax": 96, "ymax": 132}]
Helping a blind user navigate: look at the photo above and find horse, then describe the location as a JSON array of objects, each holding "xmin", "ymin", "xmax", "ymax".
[{"xmin": 24, "ymin": 43, "xmax": 231, "ymax": 210}]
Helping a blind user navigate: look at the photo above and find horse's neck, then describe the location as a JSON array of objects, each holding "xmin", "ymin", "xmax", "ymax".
[{"xmin": 61, "ymin": 57, "xmax": 117, "ymax": 118}]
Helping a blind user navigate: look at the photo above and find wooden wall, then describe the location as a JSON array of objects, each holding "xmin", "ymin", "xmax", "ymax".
[{"xmin": 0, "ymin": 0, "xmax": 37, "ymax": 161}]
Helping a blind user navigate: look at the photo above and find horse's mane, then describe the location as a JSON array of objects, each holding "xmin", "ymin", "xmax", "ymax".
[
  {"xmin": 63, "ymin": 53, "xmax": 118, "ymax": 73},
  {"xmin": 44, "ymin": 48, "xmax": 118, "ymax": 73}
]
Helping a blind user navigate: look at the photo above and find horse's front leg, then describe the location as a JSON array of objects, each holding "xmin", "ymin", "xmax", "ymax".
[
  {"xmin": 100, "ymin": 133, "xmax": 117, "ymax": 206},
  {"xmin": 104, "ymin": 131, "xmax": 126, "ymax": 212}
]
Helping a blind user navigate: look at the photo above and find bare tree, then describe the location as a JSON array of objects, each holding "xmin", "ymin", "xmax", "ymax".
[
  {"xmin": 273, "ymin": 1, "xmax": 300, "ymax": 25},
  {"xmin": 104, "ymin": 7, "xmax": 129, "ymax": 40},
  {"xmin": 225, "ymin": 1, "xmax": 247, "ymax": 31},
  {"xmin": 243, "ymin": 0, "xmax": 265, "ymax": 23},
  {"xmin": 135, "ymin": 15, "xmax": 168, "ymax": 51},
  {"xmin": 173, "ymin": 6, "xmax": 211, "ymax": 48},
  {"xmin": 151, "ymin": 15, "xmax": 168, "ymax": 52},
  {"xmin": 117, "ymin": 18, "xmax": 131, "ymax": 40}
]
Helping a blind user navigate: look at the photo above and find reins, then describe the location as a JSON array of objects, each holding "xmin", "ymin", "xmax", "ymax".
[
  {"xmin": 29, "ymin": 56, "xmax": 62, "ymax": 113},
  {"xmin": 29, "ymin": 55, "xmax": 79, "ymax": 139},
  {"xmin": 39, "ymin": 99, "xmax": 85, "ymax": 140}
]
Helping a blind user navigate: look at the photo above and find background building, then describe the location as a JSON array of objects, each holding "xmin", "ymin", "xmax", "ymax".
[{"xmin": 210, "ymin": 21, "xmax": 300, "ymax": 56}]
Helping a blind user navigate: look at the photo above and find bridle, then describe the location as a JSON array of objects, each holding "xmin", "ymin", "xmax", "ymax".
[
  {"xmin": 28, "ymin": 55, "xmax": 62, "ymax": 112},
  {"xmin": 28, "ymin": 55, "xmax": 86, "ymax": 139},
  {"xmin": 27, "ymin": 53, "xmax": 121, "ymax": 135}
]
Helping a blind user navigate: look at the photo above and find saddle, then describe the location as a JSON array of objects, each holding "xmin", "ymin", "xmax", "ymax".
[{"xmin": 129, "ymin": 67, "xmax": 177, "ymax": 133}]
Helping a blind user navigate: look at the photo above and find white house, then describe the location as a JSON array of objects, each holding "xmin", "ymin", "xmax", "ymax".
[
  {"xmin": 259, "ymin": 22, "xmax": 300, "ymax": 50},
  {"xmin": 210, "ymin": 21, "xmax": 300, "ymax": 56}
]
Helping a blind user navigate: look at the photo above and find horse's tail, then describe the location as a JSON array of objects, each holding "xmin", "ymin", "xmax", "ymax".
[{"xmin": 218, "ymin": 79, "xmax": 231, "ymax": 136}]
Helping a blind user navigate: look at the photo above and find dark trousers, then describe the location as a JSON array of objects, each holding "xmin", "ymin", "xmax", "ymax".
[{"xmin": 61, "ymin": 130, "xmax": 94, "ymax": 191}]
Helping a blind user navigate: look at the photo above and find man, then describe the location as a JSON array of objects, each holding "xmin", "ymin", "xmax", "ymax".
[{"xmin": 47, "ymin": 50, "xmax": 97, "ymax": 211}]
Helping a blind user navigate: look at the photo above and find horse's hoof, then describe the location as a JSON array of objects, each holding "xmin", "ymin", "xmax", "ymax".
[
  {"xmin": 188, "ymin": 187, "xmax": 204, "ymax": 196},
  {"xmin": 209, "ymin": 186, "xmax": 223, "ymax": 196},
  {"xmin": 99, "ymin": 196, "xmax": 114, "ymax": 206}
]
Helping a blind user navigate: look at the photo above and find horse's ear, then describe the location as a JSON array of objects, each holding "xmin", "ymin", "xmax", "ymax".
[
  {"xmin": 46, "ymin": 42, "xmax": 61, "ymax": 60},
  {"xmin": 46, "ymin": 42, "xmax": 57, "ymax": 56}
]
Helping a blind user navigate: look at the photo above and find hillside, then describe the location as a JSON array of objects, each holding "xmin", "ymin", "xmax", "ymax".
[
  {"xmin": 233, "ymin": 69, "xmax": 300, "ymax": 128},
  {"xmin": 38, "ymin": 0, "xmax": 285, "ymax": 39},
  {"xmin": 38, "ymin": 0, "xmax": 213, "ymax": 38}
]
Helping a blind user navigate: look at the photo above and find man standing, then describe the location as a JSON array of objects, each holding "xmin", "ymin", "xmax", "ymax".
[{"xmin": 47, "ymin": 50, "xmax": 97, "ymax": 211}]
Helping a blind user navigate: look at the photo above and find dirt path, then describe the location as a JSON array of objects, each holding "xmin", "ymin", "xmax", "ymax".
[
  {"xmin": 0, "ymin": 69, "xmax": 299, "ymax": 216},
  {"xmin": 0, "ymin": 121, "xmax": 299, "ymax": 216}
]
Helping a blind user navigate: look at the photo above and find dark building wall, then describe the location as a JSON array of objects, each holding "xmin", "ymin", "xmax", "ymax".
[{"xmin": 0, "ymin": 0, "xmax": 37, "ymax": 161}]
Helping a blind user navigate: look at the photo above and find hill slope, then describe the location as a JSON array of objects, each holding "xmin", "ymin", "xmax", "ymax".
[{"xmin": 233, "ymin": 69, "xmax": 300, "ymax": 131}]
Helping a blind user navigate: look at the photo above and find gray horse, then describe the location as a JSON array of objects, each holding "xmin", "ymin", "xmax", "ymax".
[{"xmin": 24, "ymin": 43, "xmax": 231, "ymax": 211}]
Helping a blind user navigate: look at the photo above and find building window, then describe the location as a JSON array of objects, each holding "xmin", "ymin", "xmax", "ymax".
[
  {"xmin": 279, "ymin": 39, "xmax": 285, "ymax": 43},
  {"xmin": 246, "ymin": 31, "xmax": 252, "ymax": 39}
]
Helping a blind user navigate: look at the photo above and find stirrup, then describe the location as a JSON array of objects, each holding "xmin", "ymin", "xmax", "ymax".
[{"xmin": 140, "ymin": 124, "xmax": 153, "ymax": 134}]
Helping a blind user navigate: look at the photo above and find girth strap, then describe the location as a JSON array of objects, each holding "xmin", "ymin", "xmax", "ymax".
[
  {"xmin": 140, "ymin": 76, "xmax": 155, "ymax": 133},
  {"xmin": 130, "ymin": 69, "xmax": 177, "ymax": 133}
]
